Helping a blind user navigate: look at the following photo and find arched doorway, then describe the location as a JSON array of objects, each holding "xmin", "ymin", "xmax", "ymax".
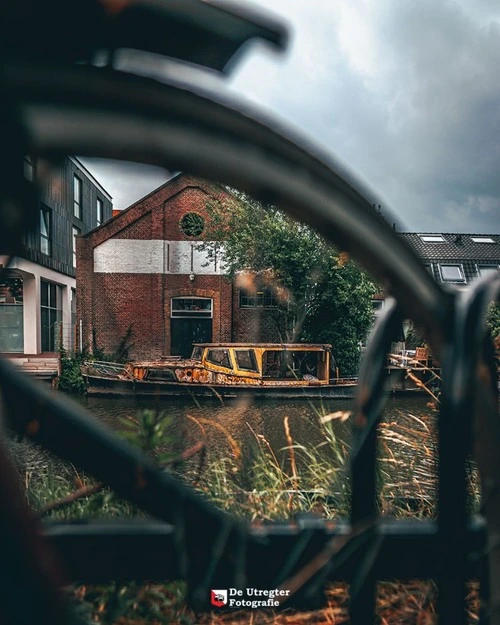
[{"xmin": 170, "ymin": 297, "xmax": 213, "ymax": 357}]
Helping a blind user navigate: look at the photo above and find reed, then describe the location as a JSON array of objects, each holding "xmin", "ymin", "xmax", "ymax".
[{"xmin": 16, "ymin": 401, "xmax": 481, "ymax": 624}]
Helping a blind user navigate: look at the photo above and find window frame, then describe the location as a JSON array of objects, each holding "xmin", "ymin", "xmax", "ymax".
[
  {"xmin": 24, "ymin": 155, "xmax": 34, "ymax": 181},
  {"xmin": 471, "ymin": 237, "xmax": 495, "ymax": 244},
  {"xmin": 439, "ymin": 263, "xmax": 466, "ymax": 283},
  {"xmin": 171, "ymin": 297, "xmax": 213, "ymax": 318},
  {"xmin": 96, "ymin": 197, "xmax": 103, "ymax": 226},
  {"xmin": 206, "ymin": 348, "xmax": 232, "ymax": 370},
  {"xmin": 476, "ymin": 264, "xmax": 499, "ymax": 278},
  {"xmin": 239, "ymin": 286, "xmax": 278, "ymax": 309},
  {"xmin": 40, "ymin": 205, "xmax": 51, "ymax": 256},
  {"xmin": 419, "ymin": 234, "xmax": 445, "ymax": 243},
  {"xmin": 40, "ymin": 279, "xmax": 63, "ymax": 352},
  {"xmin": 73, "ymin": 175, "xmax": 82, "ymax": 219},
  {"xmin": 191, "ymin": 346, "xmax": 204, "ymax": 360},
  {"xmin": 234, "ymin": 349, "xmax": 259, "ymax": 372},
  {"xmin": 72, "ymin": 226, "xmax": 80, "ymax": 268}
]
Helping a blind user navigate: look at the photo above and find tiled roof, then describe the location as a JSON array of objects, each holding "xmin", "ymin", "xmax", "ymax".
[
  {"xmin": 399, "ymin": 233, "xmax": 500, "ymax": 260},
  {"xmin": 398, "ymin": 233, "xmax": 500, "ymax": 284}
]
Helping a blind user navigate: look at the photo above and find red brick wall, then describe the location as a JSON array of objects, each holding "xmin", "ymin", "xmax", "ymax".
[
  {"xmin": 91, "ymin": 273, "xmax": 160, "ymax": 358},
  {"xmin": 76, "ymin": 175, "xmax": 237, "ymax": 359},
  {"xmin": 114, "ymin": 213, "xmax": 152, "ymax": 240},
  {"xmin": 163, "ymin": 187, "xmax": 219, "ymax": 241},
  {"xmin": 231, "ymin": 285, "xmax": 282, "ymax": 343}
]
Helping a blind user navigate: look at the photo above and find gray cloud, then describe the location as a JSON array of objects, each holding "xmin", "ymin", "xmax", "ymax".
[
  {"xmin": 229, "ymin": 0, "xmax": 500, "ymax": 233},
  {"xmin": 83, "ymin": 0, "xmax": 500, "ymax": 233}
]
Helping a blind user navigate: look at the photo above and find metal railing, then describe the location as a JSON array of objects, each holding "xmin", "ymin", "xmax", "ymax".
[
  {"xmin": 1, "ymin": 1, "xmax": 499, "ymax": 624},
  {"xmin": 53, "ymin": 322, "xmax": 77, "ymax": 354}
]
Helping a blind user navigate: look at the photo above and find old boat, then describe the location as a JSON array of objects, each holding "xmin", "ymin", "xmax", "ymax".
[{"xmin": 81, "ymin": 343, "xmax": 358, "ymax": 399}]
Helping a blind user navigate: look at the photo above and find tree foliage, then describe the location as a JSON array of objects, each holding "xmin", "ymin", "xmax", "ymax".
[
  {"xmin": 202, "ymin": 192, "xmax": 376, "ymax": 375},
  {"xmin": 487, "ymin": 302, "xmax": 500, "ymax": 340}
]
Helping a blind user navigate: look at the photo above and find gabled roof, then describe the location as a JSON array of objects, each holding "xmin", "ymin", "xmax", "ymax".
[
  {"xmin": 81, "ymin": 172, "xmax": 235, "ymax": 247},
  {"xmin": 399, "ymin": 232, "xmax": 500, "ymax": 284},
  {"xmin": 399, "ymin": 233, "xmax": 500, "ymax": 261}
]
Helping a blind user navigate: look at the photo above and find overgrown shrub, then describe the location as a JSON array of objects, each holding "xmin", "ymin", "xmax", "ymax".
[{"xmin": 57, "ymin": 352, "xmax": 86, "ymax": 395}]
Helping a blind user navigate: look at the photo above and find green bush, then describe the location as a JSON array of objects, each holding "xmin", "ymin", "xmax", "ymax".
[{"xmin": 57, "ymin": 354, "xmax": 86, "ymax": 395}]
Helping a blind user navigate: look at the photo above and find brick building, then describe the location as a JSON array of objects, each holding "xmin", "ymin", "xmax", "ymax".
[{"xmin": 77, "ymin": 174, "xmax": 280, "ymax": 359}]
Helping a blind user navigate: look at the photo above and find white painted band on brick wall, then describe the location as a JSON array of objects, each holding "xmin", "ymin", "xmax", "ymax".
[{"xmin": 93, "ymin": 240, "xmax": 225, "ymax": 274}]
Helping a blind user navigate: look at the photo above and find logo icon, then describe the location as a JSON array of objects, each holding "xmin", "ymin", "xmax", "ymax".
[{"xmin": 210, "ymin": 589, "xmax": 228, "ymax": 607}]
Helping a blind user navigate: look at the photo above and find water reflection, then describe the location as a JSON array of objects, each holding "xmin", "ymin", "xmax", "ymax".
[
  {"xmin": 10, "ymin": 391, "xmax": 439, "ymax": 521},
  {"xmin": 74, "ymin": 394, "xmax": 434, "ymax": 469}
]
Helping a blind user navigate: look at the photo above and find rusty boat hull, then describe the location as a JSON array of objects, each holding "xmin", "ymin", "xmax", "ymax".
[
  {"xmin": 81, "ymin": 371, "xmax": 358, "ymax": 399},
  {"xmin": 81, "ymin": 343, "xmax": 436, "ymax": 399}
]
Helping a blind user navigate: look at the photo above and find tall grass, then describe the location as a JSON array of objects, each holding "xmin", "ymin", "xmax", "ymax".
[
  {"xmin": 191, "ymin": 405, "xmax": 481, "ymax": 522},
  {"xmin": 11, "ymin": 402, "xmax": 481, "ymax": 624},
  {"xmin": 17, "ymin": 403, "xmax": 480, "ymax": 523},
  {"xmin": 195, "ymin": 412, "xmax": 352, "ymax": 520}
]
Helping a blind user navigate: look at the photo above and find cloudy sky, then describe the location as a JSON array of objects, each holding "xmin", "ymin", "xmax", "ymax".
[{"xmin": 82, "ymin": 0, "xmax": 500, "ymax": 233}]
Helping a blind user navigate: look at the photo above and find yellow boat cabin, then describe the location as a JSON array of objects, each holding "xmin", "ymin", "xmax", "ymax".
[{"xmin": 126, "ymin": 343, "xmax": 332, "ymax": 387}]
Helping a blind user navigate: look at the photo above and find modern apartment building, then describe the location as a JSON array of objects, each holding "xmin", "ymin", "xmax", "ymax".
[{"xmin": 0, "ymin": 156, "xmax": 112, "ymax": 356}]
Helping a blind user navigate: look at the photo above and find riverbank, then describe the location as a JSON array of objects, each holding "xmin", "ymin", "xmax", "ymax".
[{"xmin": 11, "ymin": 396, "xmax": 480, "ymax": 623}]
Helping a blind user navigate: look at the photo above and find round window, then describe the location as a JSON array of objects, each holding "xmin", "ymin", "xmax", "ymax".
[{"xmin": 180, "ymin": 212, "xmax": 204, "ymax": 237}]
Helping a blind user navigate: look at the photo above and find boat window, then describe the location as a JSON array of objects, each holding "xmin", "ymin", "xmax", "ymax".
[
  {"xmin": 262, "ymin": 350, "xmax": 323, "ymax": 380},
  {"xmin": 191, "ymin": 346, "xmax": 203, "ymax": 360},
  {"xmin": 206, "ymin": 349, "xmax": 231, "ymax": 369},
  {"xmin": 147, "ymin": 369, "xmax": 176, "ymax": 381},
  {"xmin": 234, "ymin": 349, "xmax": 258, "ymax": 372}
]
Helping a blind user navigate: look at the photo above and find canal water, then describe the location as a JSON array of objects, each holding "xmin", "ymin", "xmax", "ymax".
[
  {"xmin": 74, "ymin": 393, "xmax": 435, "ymax": 465},
  {"xmin": 9, "ymin": 391, "xmax": 439, "ymax": 519}
]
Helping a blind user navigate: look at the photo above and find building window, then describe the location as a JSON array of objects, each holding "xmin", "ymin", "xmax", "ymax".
[
  {"xmin": 40, "ymin": 280, "xmax": 62, "ymax": 352},
  {"xmin": 74, "ymin": 175, "xmax": 82, "ymax": 219},
  {"xmin": 171, "ymin": 297, "xmax": 212, "ymax": 318},
  {"xmin": 71, "ymin": 289, "xmax": 77, "ymax": 352},
  {"xmin": 471, "ymin": 237, "xmax": 495, "ymax": 243},
  {"xmin": 180, "ymin": 212, "xmax": 204, "ymax": 237},
  {"xmin": 239, "ymin": 287, "xmax": 278, "ymax": 308},
  {"xmin": 477, "ymin": 265, "xmax": 499, "ymax": 277},
  {"xmin": 0, "ymin": 278, "xmax": 24, "ymax": 352},
  {"xmin": 420, "ymin": 234, "xmax": 445, "ymax": 243},
  {"xmin": 24, "ymin": 155, "xmax": 34, "ymax": 181},
  {"xmin": 72, "ymin": 226, "xmax": 80, "ymax": 268},
  {"xmin": 40, "ymin": 205, "xmax": 51, "ymax": 255},
  {"xmin": 439, "ymin": 264, "xmax": 465, "ymax": 283},
  {"xmin": 96, "ymin": 197, "xmax": 103, "ymax": 226}
]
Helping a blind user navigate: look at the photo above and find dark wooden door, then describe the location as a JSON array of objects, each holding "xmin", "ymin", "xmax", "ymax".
[{"xmin": 170, "ymin": 317, "xmax": 212, "ymax": 357}]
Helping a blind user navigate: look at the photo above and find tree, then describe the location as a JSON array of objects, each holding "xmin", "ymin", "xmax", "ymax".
[
  {"xmin": 487, "ymin": 303, "xmax": 500, "ymax": 371},
  {"xmin": 487, "ymin": 302, "xmax": 500, "ymax": 340},
  {"xmin": 202, "ymin": 192, "xmax": 376, "ymax": 375}
]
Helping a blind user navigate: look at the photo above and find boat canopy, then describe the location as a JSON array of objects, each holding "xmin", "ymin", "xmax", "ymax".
[{"xmin": 191, "ymin": 343, "xmax": 331, "ymax": 382}]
